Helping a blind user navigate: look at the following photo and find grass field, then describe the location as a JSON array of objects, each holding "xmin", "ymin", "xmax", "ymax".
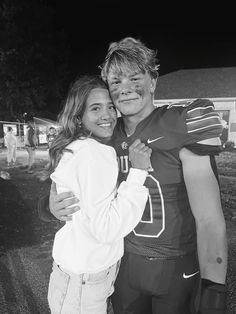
[
  {"xmin": 216, "ymin": 150, "xmax": 236, "ymax": 220},
  {"xmin": 0, "ymin": 148, "xmax": 236, "ymax": 313}
]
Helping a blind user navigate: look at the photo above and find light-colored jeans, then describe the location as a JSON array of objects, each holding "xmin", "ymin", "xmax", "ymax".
[
  {"xmin": 48, "ymin": 261, "xmax": 120, "ymax": 314},
  {"xmin": 7, "ymin": 145, "xmax": 16, "ymax": 163},
  {"xmin": 25, "ymin": 146, "xmax": 36, "ymax": 169}
]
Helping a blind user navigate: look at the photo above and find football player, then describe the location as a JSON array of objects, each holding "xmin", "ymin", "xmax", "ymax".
[{"xmin": 42, "ymin": 37, "xmax": 227, "ymax": 314}]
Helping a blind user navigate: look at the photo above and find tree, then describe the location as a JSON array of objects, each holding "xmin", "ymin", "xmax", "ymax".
[{"xmin": 0, "ymin": 0, "xmax": 70, "ymax": 121}]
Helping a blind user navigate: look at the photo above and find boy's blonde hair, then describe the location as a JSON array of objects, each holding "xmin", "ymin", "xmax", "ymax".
[{"xmin": 100, "ymin": 37, "xmax": 160, "ymax": 81}]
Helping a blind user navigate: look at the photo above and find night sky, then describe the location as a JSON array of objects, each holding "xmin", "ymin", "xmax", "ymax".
[{"xmin": 49, "ymin": 2, "xmax": 236, "ymax": 76}]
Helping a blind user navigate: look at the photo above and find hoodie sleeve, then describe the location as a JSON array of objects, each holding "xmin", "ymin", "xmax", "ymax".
[{"xmin": 51, "ymin": 140, "xmax": 149, "ymax": 244}]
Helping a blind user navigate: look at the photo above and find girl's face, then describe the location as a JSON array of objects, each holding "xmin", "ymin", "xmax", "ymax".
[{"xmin": 82, "ymin": 88, "xmax": 117, "ymax": 143}]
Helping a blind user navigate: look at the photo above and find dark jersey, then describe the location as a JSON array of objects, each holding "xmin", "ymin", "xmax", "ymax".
[{"xmin": 111, "ymin": 99, "xmax": 223, "ymax": 258}]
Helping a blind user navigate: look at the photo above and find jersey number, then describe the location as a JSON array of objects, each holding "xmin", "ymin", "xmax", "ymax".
[{"xmin": 133, "ymin": 174, "xmax": 165, "ymax": 238}]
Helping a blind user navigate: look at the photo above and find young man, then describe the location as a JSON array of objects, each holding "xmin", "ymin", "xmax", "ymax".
[
  {"xmin": 25, "ymin": 119, "xmax": 37, "ymax": 173},
  {"xmin": 43, "ymin": 37, "xmax": 227, "ymax": 314},
  {"xmin": 46, "ymin": 126, "xmax": 57, "ymax": 148}
]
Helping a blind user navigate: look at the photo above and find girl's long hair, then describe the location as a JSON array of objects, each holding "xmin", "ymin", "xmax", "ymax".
[{"xmin": 45, "ymin": 75, "xmax": 108, "ymax": 178}]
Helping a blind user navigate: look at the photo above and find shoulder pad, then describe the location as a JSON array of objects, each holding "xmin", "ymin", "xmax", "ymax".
[
  {"xmin": 167, "ymin": 98, "xmax": 223, "ymax": 143},
  {"xmin": 184, "ymin": 99, "xmax": 223, "ymax": 136}
]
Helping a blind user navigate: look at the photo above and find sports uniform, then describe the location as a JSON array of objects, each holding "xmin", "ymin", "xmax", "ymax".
[{"xmin": 111, "ymin": 98, "xmax": 223, "ymax": 314}]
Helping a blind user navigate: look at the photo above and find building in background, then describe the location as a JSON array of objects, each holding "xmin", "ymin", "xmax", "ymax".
[
  {"xmin": 0, "ymin": 117, "xmax": 58, "ymax": 148},
  {"xmin": 154, "ymin": 67, "xmax": 236, "ymax": 145}
]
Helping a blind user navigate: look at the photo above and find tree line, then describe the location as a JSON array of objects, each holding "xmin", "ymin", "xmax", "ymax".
[{"xmin": 0, "ymin": 0, "xmax": 73, "ymax": 122}]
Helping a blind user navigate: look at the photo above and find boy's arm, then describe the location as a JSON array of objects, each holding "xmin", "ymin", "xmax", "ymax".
[
  {"xmin": 180, "ymin": 147, "xmax": 227, "ymax": 313},
  {"xmin": 37, "ymin": 193, "xmax": 56, "ymax": 222},
  {"xmin": 49, "ymin": 182, "xmax": 79, "ymax": 221},
  {"xmin": 37, "ymin": 182, "xmax": 79, "ymax": 222}
]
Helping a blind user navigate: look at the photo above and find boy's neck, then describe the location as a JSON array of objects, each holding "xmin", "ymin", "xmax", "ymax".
[{"xmin": 122, "ymin": 106, "xmax": 155, "ymax": 136}]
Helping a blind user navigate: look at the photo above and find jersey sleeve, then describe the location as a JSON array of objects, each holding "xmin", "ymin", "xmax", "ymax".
[
  {"xmin": 166, "ymin": 98, "xmax": 223, "ymax": 155},
  {"xmin": 184, "ymin": 98, "xmax": 222, "ymax": 139},
  {"xmin": 51, "ymin": 141, "xmax": 149, "ymax": 244},
  {"xmin": 183, "ymin": 99, "xmax": 223, "ymax": 154}
]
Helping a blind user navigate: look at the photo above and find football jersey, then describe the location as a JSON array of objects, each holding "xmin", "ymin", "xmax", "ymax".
[{"xmin": 111, "ymin": 98, "xmax": 223, "ymax": 258}]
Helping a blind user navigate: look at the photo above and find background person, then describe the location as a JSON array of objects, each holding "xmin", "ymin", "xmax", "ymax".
[
  {"xmin": 46, "ymin": 75, "xmax": 151, "ymax": 314},
  {"xmin": 218, "ymin": 113, "xmax": 229, "ymax": 148},
  {"xmin": 42, "ymin": 37, "xmax": 227, "ymax": 314},
  {"xmin": 47, "ymin": 126, "xmax": 57, "ymax": 148},
  {"xmin": 4, "ymin": 126, "xmax": 17, "ymax": 167},
  {"xmin": 25, "ymin": 118, "xmax": 37, "ymax": 173}
]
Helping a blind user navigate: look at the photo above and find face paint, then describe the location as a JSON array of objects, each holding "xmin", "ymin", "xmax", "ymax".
[{"xmin": 107, "ymin": 68, "xmax": 156, "ymax": 118}]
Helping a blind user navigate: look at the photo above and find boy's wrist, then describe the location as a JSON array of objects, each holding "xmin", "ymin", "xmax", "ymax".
[{"xmin": 198, "ymin": 279, "xmax": 226, "ymax": 314}]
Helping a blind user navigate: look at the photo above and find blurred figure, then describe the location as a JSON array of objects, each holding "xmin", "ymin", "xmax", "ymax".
[
  {"xmin": 219, "ymin": 116, "xmax": 228, "ymax": 148},
  {"xmin": 25, "ymin": 119, "xmax": 37, "ymax": 173},
  {"xmin": 0, "ymin": 170, "xmax": 11, "ymax": 180},
  {"xmin": 4, "ymin": 126, "xmax": 17, "ymax": 167},
  {"xmin": 46, "ymin": 127, "xmax": 57, "ymax": 148}
]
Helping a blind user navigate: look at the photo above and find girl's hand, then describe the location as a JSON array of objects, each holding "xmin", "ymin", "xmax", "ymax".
[{"xmin": 129, "ymin": 139, "xmax": 152, "ymax": 171}]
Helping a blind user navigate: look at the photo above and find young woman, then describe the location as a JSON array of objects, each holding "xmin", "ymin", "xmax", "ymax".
[{"xmin": 46, "ymin": 75, "xmax": 152, "ymax": 314}]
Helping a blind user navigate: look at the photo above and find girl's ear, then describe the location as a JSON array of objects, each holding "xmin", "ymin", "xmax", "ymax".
[{"xmin": 76, "ymin": 116, "xmax": 82, "ymax": 128}]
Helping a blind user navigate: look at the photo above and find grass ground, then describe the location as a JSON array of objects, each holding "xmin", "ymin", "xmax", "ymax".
[{"xmin": 0, "ymin": 147, "xmax": 235, "ymax": 313}]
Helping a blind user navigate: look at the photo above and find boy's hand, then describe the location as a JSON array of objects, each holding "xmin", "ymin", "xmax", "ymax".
[{"xmin": 49, "ymin": 182, "xmax": 80, "ymax": 221}]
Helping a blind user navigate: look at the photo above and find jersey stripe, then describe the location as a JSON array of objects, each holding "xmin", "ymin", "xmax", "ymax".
[
  {"xmin": 187, "ymin": 123, "xmax": 223, "ymax": 134},
  {"xmin": 197, "ymin": 137, "xmax": 222, "ymax": 145},
  {"xmin": 186, "ymin": 104, "xmax": 223, "ymax": 134},
  {"xmin": 167, "ymin": 101, "xmax": 190, "ymax": 108},
  {"xmin": 187, "ymin": 115, "xmax": 221, "ymax": 126},
  {"xmin": 187, "ymin": 117, "xmax": 223, "ymax": 133},
  {"xmin": 187, "ymin": 105, "xmax": 215, "ymax": 119}
]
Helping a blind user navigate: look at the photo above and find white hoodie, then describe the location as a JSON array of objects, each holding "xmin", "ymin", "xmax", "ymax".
[{"xmin": 51, "ymin": 138, "xmax": 148, "ymax": 274}]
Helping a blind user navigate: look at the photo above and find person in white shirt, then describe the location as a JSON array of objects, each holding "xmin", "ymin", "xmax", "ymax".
[
  {"xmin": 46, "ymin": 75, "xmax": 152, "ymax": 314},
  {"xmin": 4, "ymin": 126, "xmax": 17, "ymax": 167}
]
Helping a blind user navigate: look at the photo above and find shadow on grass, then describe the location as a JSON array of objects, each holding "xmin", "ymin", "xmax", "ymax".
[{"xmin": 0, "ymin": 177, "xmax": 37, "ymax": 250}]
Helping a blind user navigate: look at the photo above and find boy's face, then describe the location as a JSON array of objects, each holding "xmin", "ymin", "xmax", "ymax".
[
  {"xmin": 49, "ymin": 128, "xmax": 55, "ymax": 134},
  {"xmin": 106, "ymin": 68, "xmax": 156, "ymax": 118}
]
